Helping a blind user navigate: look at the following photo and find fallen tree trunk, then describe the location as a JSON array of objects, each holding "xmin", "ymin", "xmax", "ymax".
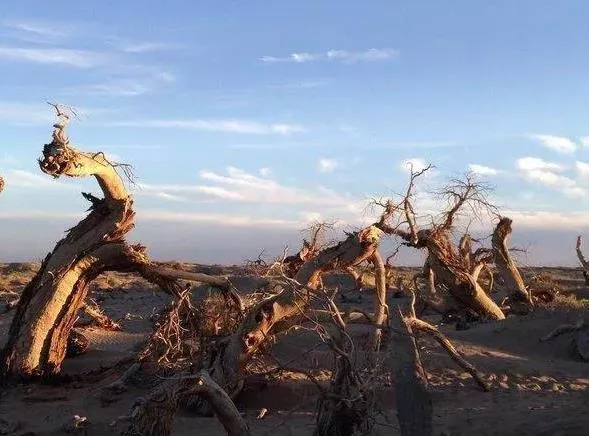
[
  {"xmin": 207, "ymin": 226, "xmax": 382, "ymax": 394},
  {"xmin": 492, "ymin": 217, "xmax": 532, "ymax": 305}
]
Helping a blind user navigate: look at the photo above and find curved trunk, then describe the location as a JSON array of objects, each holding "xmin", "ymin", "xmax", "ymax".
[
  {"xmin": 492, "ymin": 217, "xmax": 532, "ymax": 304},
  {"xmin": 1, "ymin": 132, "xmax": 136, "ymax": 377}
]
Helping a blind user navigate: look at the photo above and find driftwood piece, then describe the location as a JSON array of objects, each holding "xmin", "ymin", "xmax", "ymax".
[
  {"xmin": 492, "ymin": 217, "xmax": 532, "ymax": 304},
  {"xmin": 389, "ymin": 307, "xmax": 433, "ymax": 436}
]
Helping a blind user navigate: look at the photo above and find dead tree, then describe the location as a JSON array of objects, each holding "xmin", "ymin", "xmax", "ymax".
[
  {"xmin": 0, "ymin": 175, "xmax": 4, "ymax": 193},
  {"xmin": 207, "ymin": 226, "xmax": 383, "ymax": 394},
  {"xmin": 0, "ymin": 106, "xmax": 234, "ymax": 378},
  {"xmin": 492, "ymin": 217, "xmax": 533, "ymax": 304},
  {"xmin": 576, "ymin": 236, "xmax": 589, "ymax": 286},
  {"xmin": 375, "ymin": 168, "xmax": 505, "ymax": 320}
]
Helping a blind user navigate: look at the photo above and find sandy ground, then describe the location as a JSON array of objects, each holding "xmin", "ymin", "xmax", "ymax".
[{"xmin": 0, "ymin": 264, "xmax": 588, "ymax": 435}]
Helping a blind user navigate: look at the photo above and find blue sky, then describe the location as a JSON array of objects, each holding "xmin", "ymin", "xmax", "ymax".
[{"xmin": 1, "ymin": 0, "xmax": 589, "ymax": 265}]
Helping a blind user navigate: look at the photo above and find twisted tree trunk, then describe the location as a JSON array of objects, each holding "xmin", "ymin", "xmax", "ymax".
[
  {"xmin": 492, "ymin": 217, "xmax": 532, "ymax": 304},
  {"xmin": 0, "ymin": 111, "xmax": 233, "ymax": 378},
  {"xmin": 1, "ymin": 127, "xmax": 137, "ymax": 377}
]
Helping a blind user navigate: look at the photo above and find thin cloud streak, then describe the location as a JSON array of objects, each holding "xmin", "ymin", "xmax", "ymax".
[
  {"xmin": 261, "ymin": 48, "xmax": 399, "ymax": 63},
  {"xmin": 107, "ymin": 119, "xmax": 306, "ymax": 135}
]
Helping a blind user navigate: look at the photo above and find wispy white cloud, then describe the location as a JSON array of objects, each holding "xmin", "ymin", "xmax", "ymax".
[
  {"xmin": 261, "ymin": 48, "xmax": 399, "ymax": 64},
  {"xmin": 140, "ymin": 210, "xmax": 299, "ymax": 227},
  {"xmin": 137, "ymin": 166, "xmax": 351, "ymax": 207},
  {"xmin": 259, "ymin": 167, "xmax": 272, "ymax": 177},
  {"xmin": 119, "ymin": 42, "xmax": 180, "ymax": 53},
  {"xmin": 516, "ymin": 157, "xmax": 585, "ymax": 197},
  {"xmin": 516, "ymin": 157, "xmax": 564, "ymax": 172},
  {"xmin": 269, "ymin": 80, "xmax": 330, "ymax": 90},
  {"xmin": 3, "ymin": 20, "xmax": 72, "ymax": 39},
  {"xmin": 109, "ymin": 119, "xmax": 306, "ymax": 135},
  {"xmin": 469, "ymin": 164, "xmax": 499, "ymax": 176},
  {"xmin": 136, "ymin": 182, "xmax": 244, "ymax": 201},
  {"xmin": 527, "ymin": 134, "xmax": 578, "ymax": 154},
  {"xmin": 318, "ymin": 158, "xmax": 338, "ymax": 173},
  {"xmin": 0, "ymin": 46, "xmax": 109, "ymax": 68},
  {"xmin": 581, "ymin": 136, "xmax": 589, "ymax": 148}
]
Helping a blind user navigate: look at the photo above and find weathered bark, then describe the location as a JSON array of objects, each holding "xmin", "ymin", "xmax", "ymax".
[
  {"xmin": 492, "ymin": 217, "xmax": 532, "ymax": 305},
  {"xmin": 576, "ymin": 236, "xmax": 589, "ymax": 286},
  {"xmin": 0, "ymin": 175, "xmax": 4, "ymax": 193},
  {"xmin": 207, "ymin": 226, "xmax": 382, "ymax": 393},
  {"xmin": 389, "ymin": 308, "xmax": 433, "ymax": 436}
]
